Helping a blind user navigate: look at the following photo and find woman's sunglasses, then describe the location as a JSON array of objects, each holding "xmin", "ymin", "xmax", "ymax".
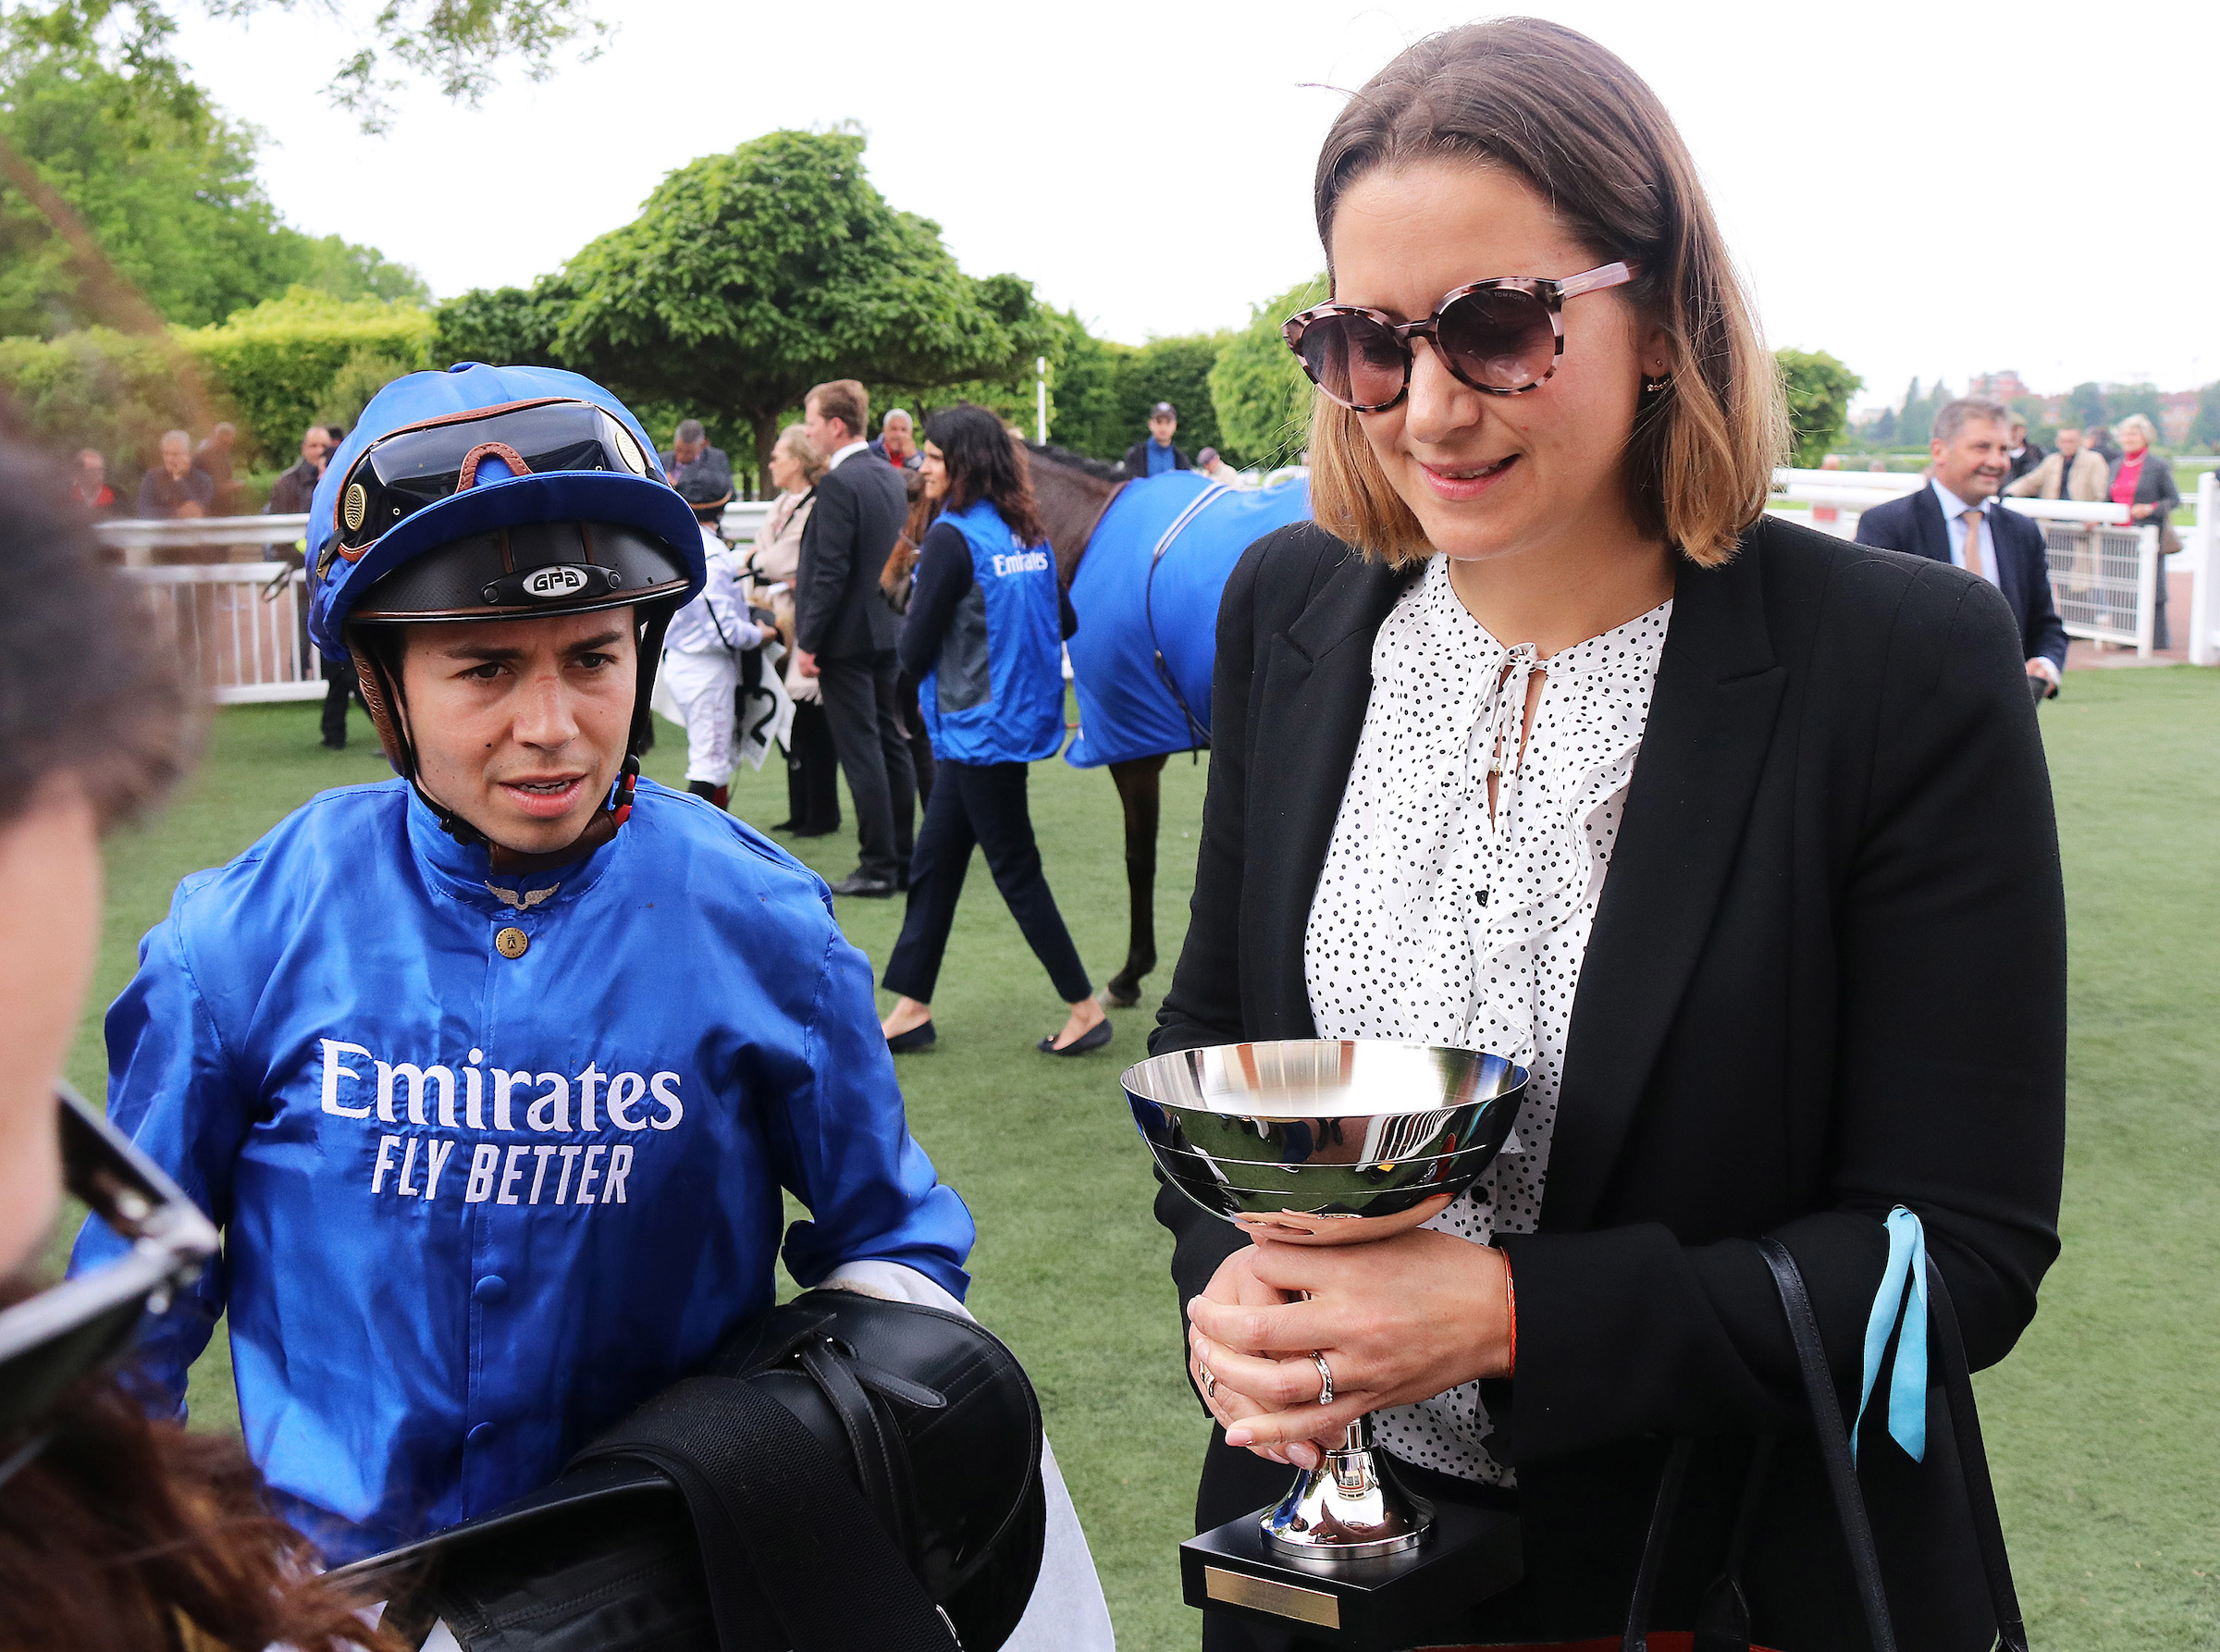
[
  {"xmin": 0, "ymin": 1082, "xmax": 219, "ymax": 1487},
  {"xmin": 1281, "ymin": 263, "xmax": 1638, "ymax": 413}
]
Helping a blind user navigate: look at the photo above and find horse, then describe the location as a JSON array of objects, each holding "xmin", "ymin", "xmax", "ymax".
[{"xmin": 1024, "ymin": 445, "xmax": 1313, "ymax": 1007}]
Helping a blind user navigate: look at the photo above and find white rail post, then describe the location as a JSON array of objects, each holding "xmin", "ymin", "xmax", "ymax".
[
  {"xmin": 2190, "ymin": 470, "xmax": 2217, "ymax": 668},
  {"xmin": 2135, "ymin": 525, "xmax": 2159, "ymax": 659},
  {"xmin": 1036, "ymin": 356, "xmax": 1048, "ymax": 446}
]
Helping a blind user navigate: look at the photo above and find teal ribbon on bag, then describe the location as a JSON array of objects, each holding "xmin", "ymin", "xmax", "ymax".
[{"xmin": 1853, "ymin": 1205, "xmax": 1929, "ymax": 1462}]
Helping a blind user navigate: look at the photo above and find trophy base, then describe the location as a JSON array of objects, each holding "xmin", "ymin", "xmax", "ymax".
[{"xmin": 1182, "ymin": 1498, "xmax": 1522, "ymax": 1651}]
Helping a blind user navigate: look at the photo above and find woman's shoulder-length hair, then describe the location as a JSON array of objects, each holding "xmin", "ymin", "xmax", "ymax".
[{"xmin": 1305, "ymin": 18, "xmax": 1785, "ymax": 570}]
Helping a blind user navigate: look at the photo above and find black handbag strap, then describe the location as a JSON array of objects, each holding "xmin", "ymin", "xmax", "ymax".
[
  {"xmin": 574, "ymin": 1374, "xmax": 957, "ymax": 1652},
  {"xmin": 1925, "ymin": 1259, "xmax": 2030, "ymax": 1652},
  {"xmin": 1620, "ymin": 1435, "xmax": 1695, "ymax": 1651},
  {"xmin": 1758, "ymin": 1236, "xmax": 1901, "ymax": 1652}
]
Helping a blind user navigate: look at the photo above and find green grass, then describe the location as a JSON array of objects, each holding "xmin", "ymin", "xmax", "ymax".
[{"xmin": 56, "ymin": 668, "xmax": 2220, "ymax": 1649}]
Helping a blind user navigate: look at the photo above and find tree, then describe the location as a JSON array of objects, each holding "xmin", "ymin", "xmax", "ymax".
[
  {"xmin": 20, "ymin": 0, "xmax": 605, "ymax": 134},
  {"xmin": 1117, "ymin": 332, "xmax": 1231, "ymax": 466},
  {"xmin": 2064, "ymin": 381, "xmax": 2107, "ymax": 429},
  {"xmin": 0, "ymin": 18, "xmax": 428, "ymax": 336},
  {"xmin": 2103, "ymin": 383, "xmax": 2162, "ymax": 428},
  {"xmin": 2190, "ymin": 382, "xmax": 2220, "ymax": 450},
  {"xmin": 432, "ymin": 281, "xmax": 567, "ymax": 368},
  {"xmin": 1775, "ymin": 348, "xmax": 1862, "ymax": 469},
  {"xmin": 1210, "ymin": 272, "xmax": 1326, "ymax": 471},
  {"xmin": 553, "ymin": 129, "xmax": 1051, "ymax": 491},
  {"xmin": 1898, "ymin": 377, "xmax": 1950, "ymax": 448},
  {"xmin": 1038, "ymin": 312, "xmax": 1133, "ymax": 461}
]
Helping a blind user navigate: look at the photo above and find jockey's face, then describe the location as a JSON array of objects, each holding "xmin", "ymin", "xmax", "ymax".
[
  {"xmin": 1328, "ymin": 158, "xmax": 1668, "ymax": 572},
  {"xmin": 401, "ymin": 609, "xmax": 637, "ymax": 856},
  {"xmin": 0, "ymin": 779, "xmax": 101, "ymax": 1275}
]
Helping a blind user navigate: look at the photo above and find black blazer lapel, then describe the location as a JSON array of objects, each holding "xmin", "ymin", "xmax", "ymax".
[
  {"xmin": 1544, "ymin": 534, "xmax": 1787, "ymax": 1231},
  {"xmin": 1243, "ymin": 552, "xmax": 1416, "ymax": 1037},
  {"xmin": 1908, "ymin": 483, "xmax": 1952, "ymax": 565}
]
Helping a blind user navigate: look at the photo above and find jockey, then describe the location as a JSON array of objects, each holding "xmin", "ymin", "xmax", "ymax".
[
  {"xmin": 659, "ymin": 471, "xmax": 762, "ymax": 811},
  {"xmin": 72, "ymin": 363, "xmax": 975, "ymax": 1565}
]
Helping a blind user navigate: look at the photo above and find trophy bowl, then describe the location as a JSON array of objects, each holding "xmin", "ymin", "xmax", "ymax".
[{"xmin": 1122, "ymin": 1040, "xmax": 1529, "ymax": 1570}]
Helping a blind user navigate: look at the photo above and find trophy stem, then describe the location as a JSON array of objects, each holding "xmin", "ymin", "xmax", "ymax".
[{"xmin": 1261, "ymin": 1412, "xmax": 1434, "ymax": 1560}]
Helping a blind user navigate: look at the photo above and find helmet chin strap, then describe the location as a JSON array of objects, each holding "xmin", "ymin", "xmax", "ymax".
[{"xmin": 349, "ymin": 608, "xmax": 672, "ymax": 874}]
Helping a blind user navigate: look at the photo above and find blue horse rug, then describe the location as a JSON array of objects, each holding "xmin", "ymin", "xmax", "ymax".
[{"xmin": 1065, "ymin": 472, "xmax": 1314, "ymax": 769}]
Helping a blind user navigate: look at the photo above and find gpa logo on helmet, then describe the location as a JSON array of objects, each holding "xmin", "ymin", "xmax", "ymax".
[{"xmin": 523, "ymin": 565, "xmax": 590, "ymax": 600}]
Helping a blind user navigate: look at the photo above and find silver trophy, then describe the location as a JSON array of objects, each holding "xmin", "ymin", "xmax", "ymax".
[{"xmin": 1124, "ymin": 1038, "xmax": 1527, "ymax": 1609}]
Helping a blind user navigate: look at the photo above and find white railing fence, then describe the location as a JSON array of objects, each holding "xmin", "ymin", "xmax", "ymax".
[
  {"xmin": 1767, "ymin": 469, "xmax": 2181, "ymax": 660},
  {"xmin": 124, "ymin": 563, "xmax": 323, "ymax": 704},
  {"xmin": 2189, "ymin": 471, "xmax": 2218, "ymax": 667},
  {"xmin": 103, "ymin": 502, "xmax": 786, "ymax": 705}
]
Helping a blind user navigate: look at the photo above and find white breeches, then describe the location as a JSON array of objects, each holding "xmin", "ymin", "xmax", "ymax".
[{"xmin": 661, "ymin": 650, "xmax": 740, "ymax": 785}]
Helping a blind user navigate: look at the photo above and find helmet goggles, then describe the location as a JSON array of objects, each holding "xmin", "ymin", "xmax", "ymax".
[
  {"xmin": 0, "ymin": 1083, "xmax": 219, "ymax": 1486},
  {"xmin": 331, "ymin": 398, "xmax": 658, "ymax": 568}
]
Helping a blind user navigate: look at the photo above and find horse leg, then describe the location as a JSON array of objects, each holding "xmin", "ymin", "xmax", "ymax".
[{"xmin": 1103, "ymin": 754, "xmax": 1168, "ymax": 1007}]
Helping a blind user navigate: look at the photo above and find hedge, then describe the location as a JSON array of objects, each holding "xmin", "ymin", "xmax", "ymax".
[{"xmin": 0, "ymin": 287, "xmax": 432, "ymax": 478}]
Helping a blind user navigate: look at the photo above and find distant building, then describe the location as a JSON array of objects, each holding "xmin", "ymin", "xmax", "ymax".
[{"xmin": 1969, "ymin": 370, "xmax": 2032, "ymax": 402}]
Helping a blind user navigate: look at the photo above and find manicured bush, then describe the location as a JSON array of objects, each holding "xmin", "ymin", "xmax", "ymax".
[{"xmin": 180, "ymin": 287, "xmax": 431, "ymax": 460}]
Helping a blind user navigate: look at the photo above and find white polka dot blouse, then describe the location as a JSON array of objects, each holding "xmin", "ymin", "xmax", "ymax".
[{"xmin": 1302, "ymin": 552, "xmax": 1671, "ymax": 1487}]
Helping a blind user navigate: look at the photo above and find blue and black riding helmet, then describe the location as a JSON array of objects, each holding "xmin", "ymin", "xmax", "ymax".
[{"xmin": 307, "ymin": 364, "xmax": 707, "ymax": 856}]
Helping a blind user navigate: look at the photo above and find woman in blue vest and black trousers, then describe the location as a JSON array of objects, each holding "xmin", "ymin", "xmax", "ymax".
[{"xmin": 880, "ymin": 403, "xmax": 1110, "ymax": 1057}]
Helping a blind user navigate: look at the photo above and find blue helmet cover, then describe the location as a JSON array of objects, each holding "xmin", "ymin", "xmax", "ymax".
[{"xmin": 306, "ymin": 363, "xmax": 708, "ymax": 660}]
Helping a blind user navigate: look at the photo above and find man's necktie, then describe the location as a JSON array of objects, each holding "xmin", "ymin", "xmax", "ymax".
[{"xmin": 1960, "ymin": 508, "xmax": 1988, "ymax": 580}]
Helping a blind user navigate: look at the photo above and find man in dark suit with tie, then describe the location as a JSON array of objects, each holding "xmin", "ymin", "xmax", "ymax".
[
  {"xmin": 1855, "ymin": 395, "xmax": 2067, "ymax": 697},
  {"xmin": 792, "ymin": 378, "xmax": 916, "ymax": 896}
]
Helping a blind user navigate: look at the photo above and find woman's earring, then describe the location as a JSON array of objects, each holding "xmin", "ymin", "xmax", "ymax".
[{"xmin": 1643, "ymin": 374, "xmax": 1673, "ymax": 395}]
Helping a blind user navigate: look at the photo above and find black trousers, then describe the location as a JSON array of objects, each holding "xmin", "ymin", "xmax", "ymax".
[
  {"xmin": 783, "ymin": 700, "xmax": 843, "ymax": 834},
  {"xmin": 816, "ymin": 650, "xmax": 916, "ymax": 883},
  {"xmin": 882, "ymin": 758, "xmax": 1092, "ymax": 1005},
  {"xmin": 321, "ymin": 653, "xmax": 363, "ymax": 746}
]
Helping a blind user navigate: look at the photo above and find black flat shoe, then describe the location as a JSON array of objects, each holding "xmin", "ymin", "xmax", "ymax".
[
  {"xmin": 1039, "ymin": 1019, "xmax": 1112, "ymax": 1056},
  {"xmin": 886, "ymin": 1020, "xmax": 936, "ymax": 1054}
]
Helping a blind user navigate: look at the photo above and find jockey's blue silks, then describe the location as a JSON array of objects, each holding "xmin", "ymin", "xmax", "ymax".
[
  {"xmin": 919, "ymin": 499, "xmax": 1067, "ymax": 766},
  {"xmin": 1855, "ymin": 1205, "xmax": 1930, "ymax": 1463},
  {"xmin": 1064, "ymin": 473, "xmax": 1314, "ymax": 768},
  {"xmin": 72, "ymin": 779, "xmax": 973, "ymax": 1563}
]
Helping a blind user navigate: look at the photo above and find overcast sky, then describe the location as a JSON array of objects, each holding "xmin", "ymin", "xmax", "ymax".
[{"xmin": 172, "ymin": 0, "xmax": 2215, "ymax": 413}]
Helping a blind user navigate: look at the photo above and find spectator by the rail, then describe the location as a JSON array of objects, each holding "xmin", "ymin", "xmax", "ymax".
[
  {"xmin": 1810, "ymin": 450, "xmax": 1844, "ymax": 528},
  {"xmin": 1855, "ymin": 396, "xmax": 2067, "ymax": 693},
  {"xmin": 870, "ymin": 408, "xmax": 923, "ymax": 471},
  {"xmin": 69, "ymin": 448, "xmax": 117, "ymax": 514},
  {"xmin": 2003, "ymin": 414, "xmax": 2044, "ymax": 488},
  {"xmin": 659, "ymin": 418, "xmax": 733, "ymax": 501},
  {"xmin": 2109, "ymin": 413, "xmax": 2182, "ymax": 649},
  {"xmin": 2084, "ymin": 422, "xmax": 2122, "ymax": 466},
  {"xmin": 193, "ymin": 422, "xmax": 240, "ymax": 512},
  {"xmin": 1196, "ymin": 446, "xmax": 1245, "ymax": 486},
  {"xmin": 135, "ymin": 430, "xmax": 215, "ymax": 520},
  {"xmin": 742, "ymin": 425, "xmax": 841, "ymax": 837},
  {"xmin": 794, "ymin": 377, "xmax": 915, "ymax": 897},
  {"xmin": 265, "ymin": 424, "xmax": 333, "ymax": 518},
  {"xmin": 2005, "ymin": 425, "xmax": 2110, "ymax": 502},
  {"xmin": 1122, "ymin": 401, "xmax": 1191, "ymax": 478}
]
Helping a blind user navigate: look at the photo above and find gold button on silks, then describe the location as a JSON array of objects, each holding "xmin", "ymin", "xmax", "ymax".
[{"xmin": 494, "ymin": 927, "xmax": 529, "ymax": 959}]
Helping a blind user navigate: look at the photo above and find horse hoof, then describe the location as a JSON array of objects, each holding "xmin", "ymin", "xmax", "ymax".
[{"xmin": 1099, "ymin": 981, "xmax": 1141, "ymax": 1010}]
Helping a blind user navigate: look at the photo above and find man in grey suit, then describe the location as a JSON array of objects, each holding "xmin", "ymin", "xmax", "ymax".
[
  {"xmin": 793, "ymin": 378, "xmax": 915, "ymax": 896},
  {"xmin": 1855, "ymin": 396, "xmax": 2067, "ymax": 697}
]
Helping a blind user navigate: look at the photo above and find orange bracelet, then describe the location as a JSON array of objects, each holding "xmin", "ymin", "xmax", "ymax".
[{"xmin": 1502, "ymin": 1254, "xmax": 1518, "ymax": 1375}]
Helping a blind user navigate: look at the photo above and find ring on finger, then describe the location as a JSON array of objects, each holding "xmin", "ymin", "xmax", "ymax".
[
  {"xmin": 1311, "ymin": 1350, "xmax": 1334, "ymax": 1406},
  {"xmin": 1199, "ymin": 1361, "xmax": 1219, "ymax": 1402}
]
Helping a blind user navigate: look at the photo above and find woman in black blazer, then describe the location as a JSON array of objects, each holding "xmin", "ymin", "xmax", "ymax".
[
  {"xmin": 1155, "ymin": 22, "xmax": 2065, "ymax": 1652},
  {"xmin": 2107, "ymin": 414, "xmax": 2182, "ymax": 648}
]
